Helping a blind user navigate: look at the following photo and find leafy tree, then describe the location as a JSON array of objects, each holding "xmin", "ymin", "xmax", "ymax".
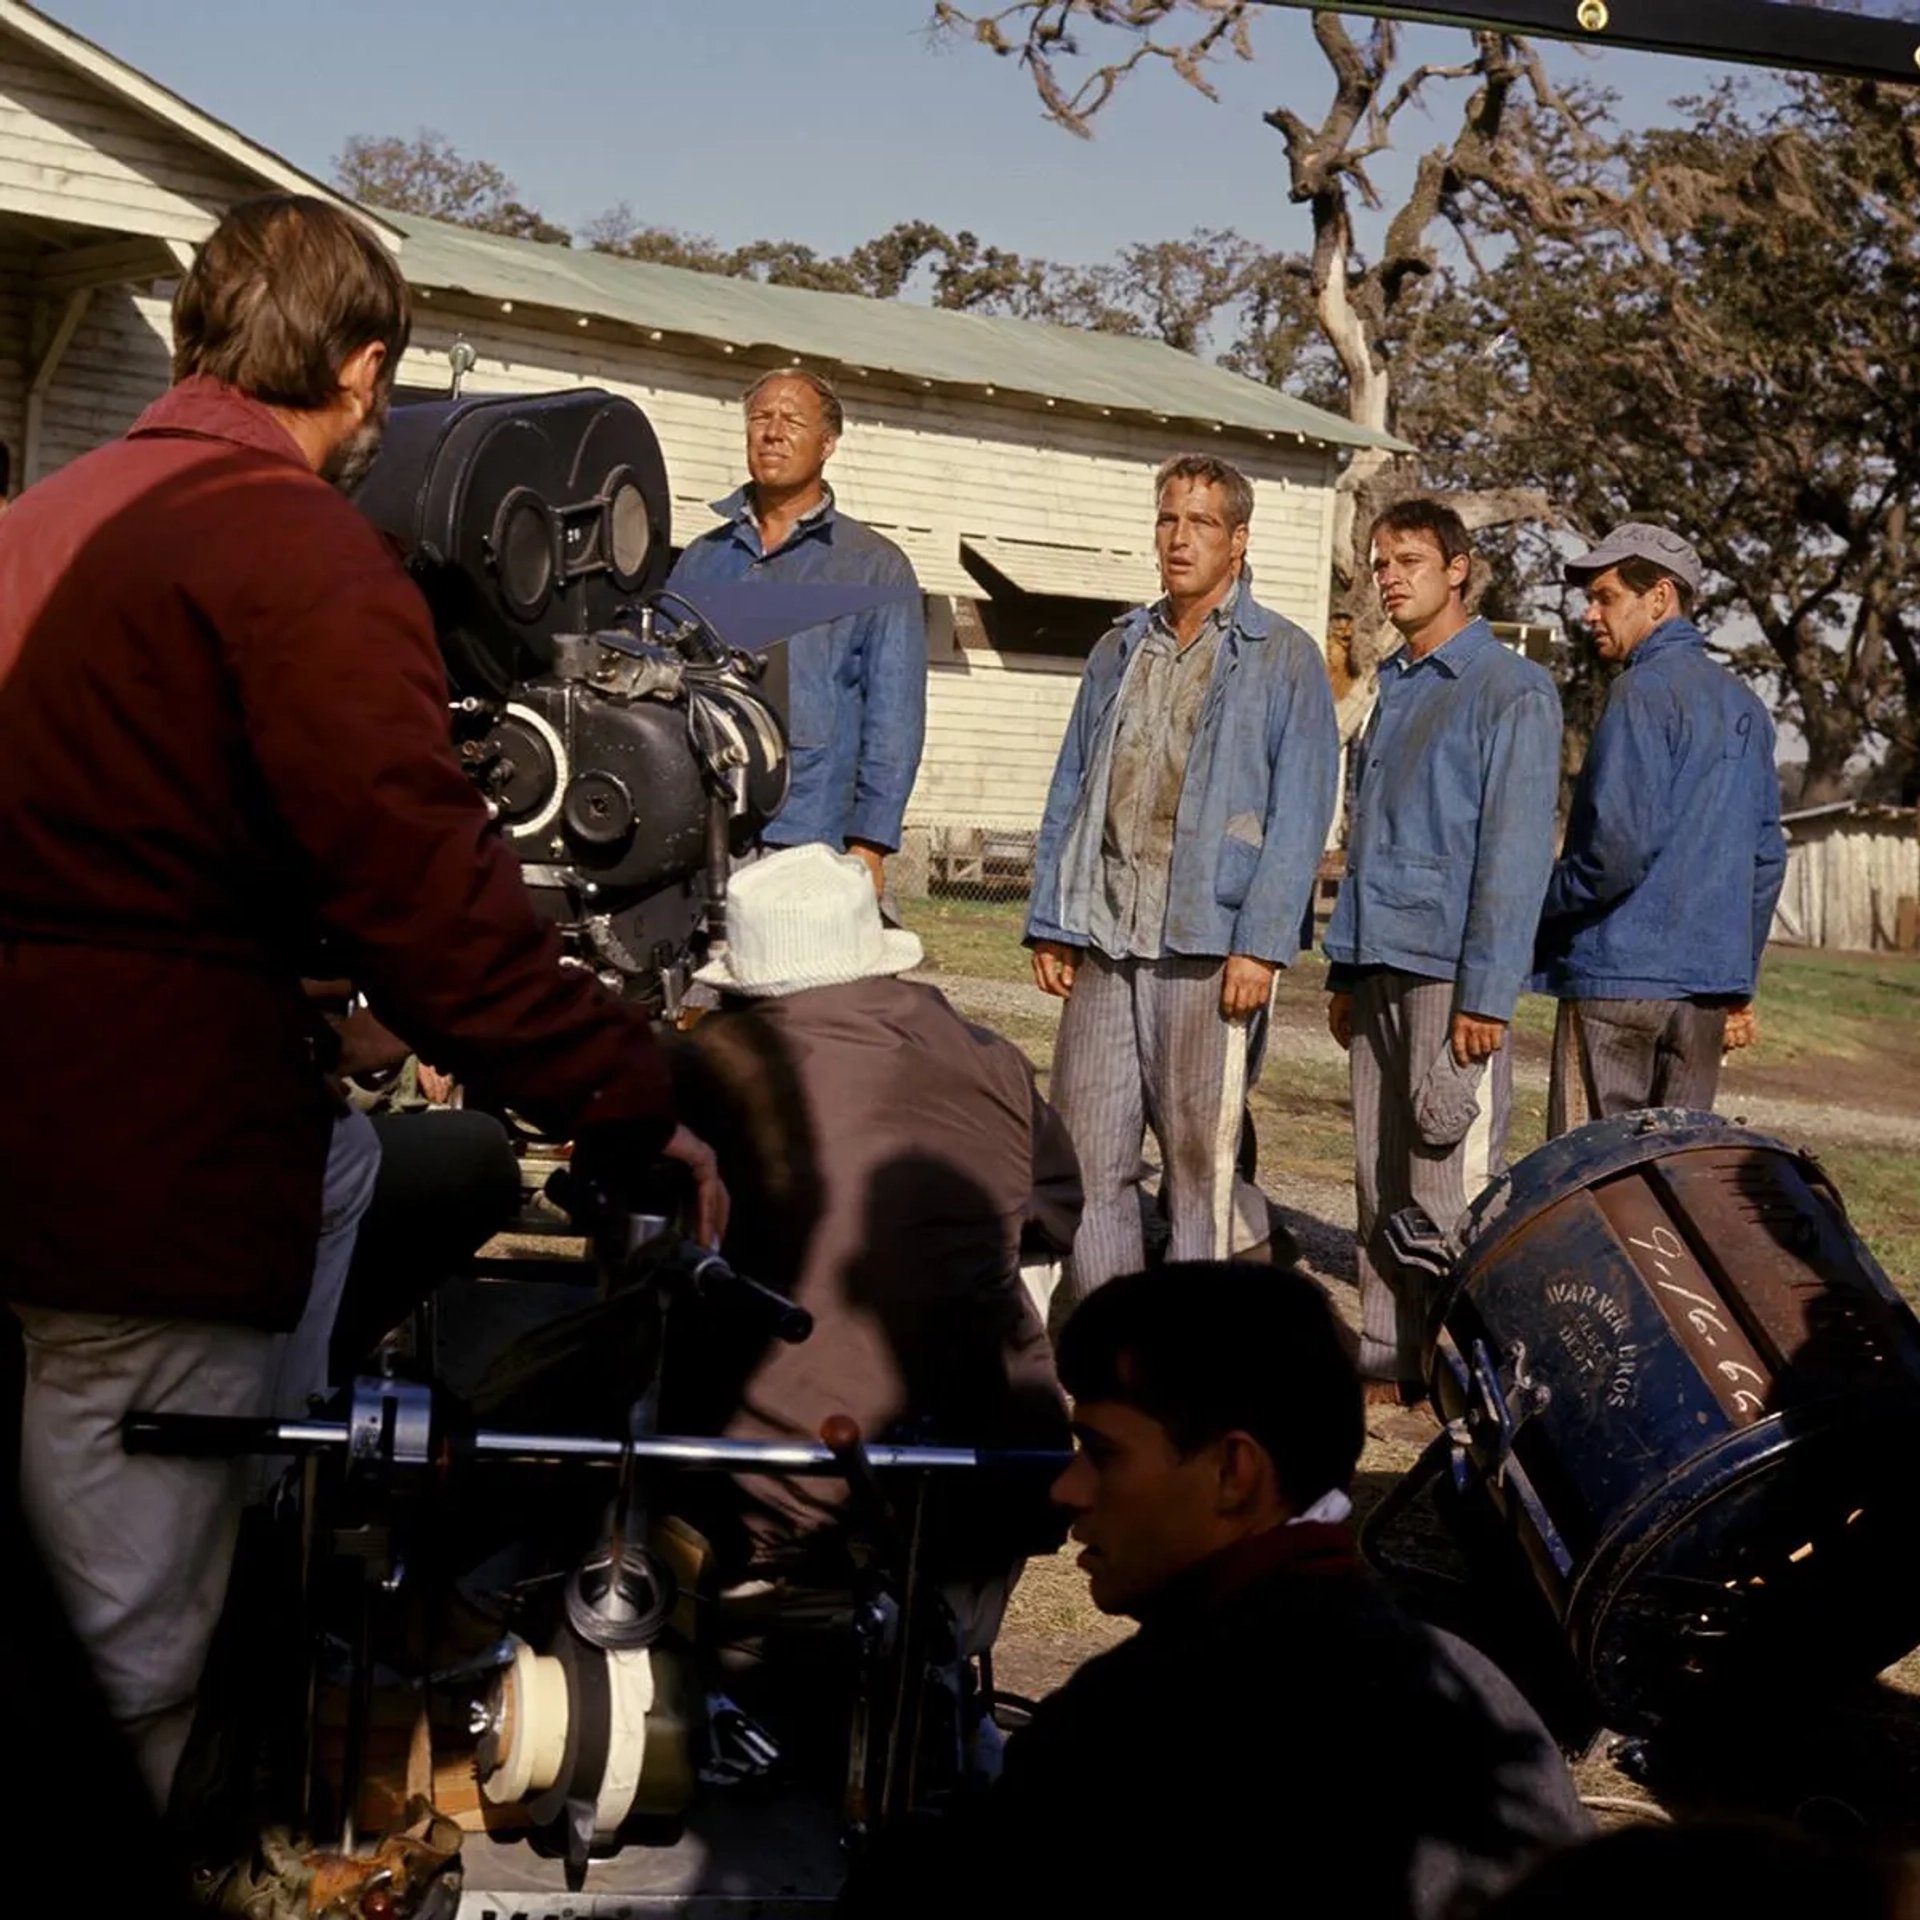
[
  {"xmin": 334, "ymin": 130, "xmax": 571, "ymax": 244},
  {"xmin": 932, "ymin": 3, "xmax": 1634, "ymax": 726},
  {"xmin": 1422, "ymin": 77, "xmax": 1920, "ymax": 802}
]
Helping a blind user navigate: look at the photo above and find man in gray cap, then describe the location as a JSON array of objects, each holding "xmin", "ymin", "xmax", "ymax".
[{"xmin": 1534, "ymin": 523, "xmax": 1788, "ymax": 1134}]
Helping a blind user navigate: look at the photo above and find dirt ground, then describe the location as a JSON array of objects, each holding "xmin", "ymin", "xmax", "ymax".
[{"xmin": 915, "ymin": 945, "xmax": 1920, "ymax": 1844}]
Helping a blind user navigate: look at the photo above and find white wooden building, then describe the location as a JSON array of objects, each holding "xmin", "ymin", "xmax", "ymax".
[
  {"xmin": 1770, "ymin": 801, "xmax": 1920, "ymax": 953},
  {"xmin": 0, "ymin": 0, "xmax": 1394, "ymax": 862}
]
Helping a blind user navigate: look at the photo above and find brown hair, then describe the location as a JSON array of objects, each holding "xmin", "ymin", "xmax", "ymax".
[
  {"xmin": 1614, "ymin": 554, "xmax": 1696, "ymax": 617},
  {"xmin": 1155, "ymin": 454, "xmax": 1254, "ymax": 530},
  {"xmin": 172, "ymin": 195, "xmax": 411, "ymax": 408},
  {"xmin": 1370, "ymin": 496, "xmax": 1473, "ymax": 568},
  {"xmin": 743, "ymin": 367, "xmax": 845, "ymax": 439}
]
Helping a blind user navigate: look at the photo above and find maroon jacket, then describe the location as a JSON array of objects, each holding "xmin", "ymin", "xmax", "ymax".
[{"xmin": 0, "ymin": 378, "xmax": 672, "ymax": 1327}]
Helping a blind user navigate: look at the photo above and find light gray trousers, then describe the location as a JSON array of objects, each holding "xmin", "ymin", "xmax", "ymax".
[
  {"xmin": 1350, "ymin": 971, "xmax": 1511, "ymax": 1385},
  {"xmin": 1049, "ymin": 949, "xmax": 1269, "ymax": 1327},
  {"xmin": 1547, "ymin": 997, "xmax": 1727, "ymax": 1138},
  {"xmin": 13, "ymin": 1106, "xmax": 379, "ymax": 1808}
]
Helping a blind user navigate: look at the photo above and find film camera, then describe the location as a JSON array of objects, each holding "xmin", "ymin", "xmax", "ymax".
[{"xmin": 354, "ymin": 386, "xmax": 795, "ymax": 1014}]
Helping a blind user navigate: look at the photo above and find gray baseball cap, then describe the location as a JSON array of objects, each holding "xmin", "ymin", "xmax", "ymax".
[{"xmin": 1566, "ymin": 522, "xmax": 1703, "ymax": 595}]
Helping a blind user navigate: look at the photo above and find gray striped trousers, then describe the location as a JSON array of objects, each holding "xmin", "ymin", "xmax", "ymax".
[
  {"xmin": 1350, "ymin": 970, "xmax": 1511, "ymax": 1385},
  {"xmin": 1049, "ymin": 950, "xmax": 1269, "ymax": 1325},
  {"xmin": 1547, "ymin": 997, "xmax": 1726, "ymax": 1138}
]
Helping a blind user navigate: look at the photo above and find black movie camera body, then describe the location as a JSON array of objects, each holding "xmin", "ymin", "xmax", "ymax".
[{"xmin": 354, "ymin": 388, "xmax": 789, "ymax": 1014}]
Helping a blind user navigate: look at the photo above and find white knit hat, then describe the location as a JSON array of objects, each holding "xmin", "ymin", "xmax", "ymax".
[{"xmin": 692, "ymin": 843, "xmax": 924, "ymax": 997}]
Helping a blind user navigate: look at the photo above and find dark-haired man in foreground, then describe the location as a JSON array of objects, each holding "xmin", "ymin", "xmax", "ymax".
[{"xmin": 840, "ymin": 1263, "xmax": 1586, "ymax": 1918}]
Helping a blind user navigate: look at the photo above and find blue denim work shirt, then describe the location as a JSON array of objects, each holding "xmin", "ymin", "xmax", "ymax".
[
  {"xmin": 1325, "ymin": 618, "xmax": 1562, "ymax": 1022},
  {"xmin": 1533, "ymin": 618, "xmax": 1787, "ymax": 1001},
  {"xmin": 1025, "ymin": 575, "xmax": 1339, "ymax": 966},
  {"xmin": 667, "ymin": 485, "xmax": 926, "ymax": 852}
]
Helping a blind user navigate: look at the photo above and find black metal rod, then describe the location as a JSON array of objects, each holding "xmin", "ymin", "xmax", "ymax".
[{"xmin": 1257, "ymin": 0, "xmax": 1920, "ymax": 86}]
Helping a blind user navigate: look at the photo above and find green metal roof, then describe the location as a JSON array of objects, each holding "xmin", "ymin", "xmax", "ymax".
[{"xmin": 384, "ymin": 210, "xmax": 1407, "ymax": 454}]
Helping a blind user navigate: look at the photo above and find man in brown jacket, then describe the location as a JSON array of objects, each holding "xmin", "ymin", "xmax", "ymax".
[
  {"xmin": 663, "ymin": 844, "xmax": 1078, "ymax": 1611},
  {"xmin": 0, "ymin": 196, "xmax": 722, "ymax": 1803}
]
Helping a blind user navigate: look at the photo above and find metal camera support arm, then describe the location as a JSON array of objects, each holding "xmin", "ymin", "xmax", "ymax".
[{"xmin": 122, "ymin": 1385, "xmax": 1070, "ymax": 1480}]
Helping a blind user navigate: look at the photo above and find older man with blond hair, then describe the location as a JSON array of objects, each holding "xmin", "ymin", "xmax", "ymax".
[{"xmin": 668, "ymin": 368, "xmax": 926, "ymax": 902}]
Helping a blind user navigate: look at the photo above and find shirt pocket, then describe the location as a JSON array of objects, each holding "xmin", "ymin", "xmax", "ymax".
[
  {"xmin": 1214, "ymin": 812, "xmax": 1265, "ymax": 907},
  {"xmin": 1361, "ymin": 849, "xmax": 1456, "ymax": 955}
]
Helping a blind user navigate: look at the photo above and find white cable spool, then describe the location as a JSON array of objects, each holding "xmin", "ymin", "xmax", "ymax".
[
  {"xmin": 479, "ymin": 1637, "xmax": 571, "ymax": 1805},
  {"xmin": 591, "ymin": 1646, "xmax": 656, "ymax": 1839}
]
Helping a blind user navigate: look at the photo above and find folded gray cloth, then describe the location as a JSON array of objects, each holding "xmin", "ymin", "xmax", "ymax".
[{"xmin": 1413, "ymin": 1045, "xmax": 1486, "ymax": 1147}]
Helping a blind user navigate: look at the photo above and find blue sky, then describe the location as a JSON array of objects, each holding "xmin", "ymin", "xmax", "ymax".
[{"xmin": 46, "ymin": 1, "xmax": 1746, "ymax": 266}]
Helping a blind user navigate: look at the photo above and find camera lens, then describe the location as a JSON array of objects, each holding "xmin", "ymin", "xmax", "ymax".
[
  {"xmin": 606, "ymin": 476, "xmax": 652, "ymax": 587},
  {"xmin": 492, "ymin": 488, "xmax": 556, "ymax": 619}
]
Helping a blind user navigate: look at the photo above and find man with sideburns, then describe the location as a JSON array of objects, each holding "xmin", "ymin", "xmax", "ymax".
[{"xmin": 1325, "ymin": 499, "xmax": 1561, "ymax": 1408}]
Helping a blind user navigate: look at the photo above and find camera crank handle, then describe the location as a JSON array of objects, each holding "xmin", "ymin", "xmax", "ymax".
[{"xmin": 680, "ymin": 1241, "xmax": 813, "ymax": 1345}]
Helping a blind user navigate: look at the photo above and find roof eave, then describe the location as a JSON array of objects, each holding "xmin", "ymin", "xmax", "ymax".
[
  {"xmin": 0, "ymin": 0, "xmax": 403, "ymax": 244},
  {"xmin": 404, "ymin": 261, "xmax": 1406, "ymax": 455}
]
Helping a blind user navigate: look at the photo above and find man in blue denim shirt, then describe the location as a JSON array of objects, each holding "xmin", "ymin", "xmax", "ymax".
[
  {"xmin": 668, "ymin": 370, "xmax": 925, "ymax": 895},
  {"xmin": 1535, "ymin": 523, "xmax": 1787, "ymax": 1136},
  {"xmin": 1325, "ymin": 500, "xmax": 1561, "ymax": 1400},
  {"xmin": 1027, "ymin": 456, "xmax": 1338, "ymax": 1326}
]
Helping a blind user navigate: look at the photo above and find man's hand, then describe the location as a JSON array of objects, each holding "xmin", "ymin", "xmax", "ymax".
[
  {"xmin": 1451, "ymin": 1012, "xmax": 1508, "ymax": 1065},
  {"xmin": 334, "ymin": 1005, "xmax": 413, "ymax": 1079},
  {"xmin": 662, "ymin": 1124, "xmax": 730, "ymax": 1250},
  {"xmin": 1723, "ymin": 1003, "xmax": 1759, "ymax": 1051},
  {"xmin": 302, "ymin": 979, "xmax": 412, "ymax": 1079},
  {"xmin": 846, "ymin": 841, "xmax": 887, "ymax": 895},
  {"xmin": 417, "ymin": 1063, "xmax": 456, "ymax": 1105},
  {"xmin": 1328, "ymin": 992, "xmax": 1354, "ymax": 1052},
  {"xmin": 1031, "ymin": 940, "xmax": 1081, "ymax": 1000},
  {"xmin": 1221, "ymin": 955, "xmax": 1277, "ymax": 1021}
]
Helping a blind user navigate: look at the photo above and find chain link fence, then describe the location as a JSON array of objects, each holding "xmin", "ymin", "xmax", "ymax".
[
  {"xmin": 894, "ymin": 823, "xmax": 1039, "ymax": 907},
  {"xmin": 893, "ymin": 822, "xmax": 1347, "ymax": 937}
]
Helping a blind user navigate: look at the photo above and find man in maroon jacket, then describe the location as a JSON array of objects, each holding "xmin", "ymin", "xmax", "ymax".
[{"xmin": 0, "ymin": 195, "xmax": 723, "ymax": 1804}]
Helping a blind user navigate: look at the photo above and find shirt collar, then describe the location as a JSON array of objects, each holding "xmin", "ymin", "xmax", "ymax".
[
  {"xmin": 1143, "ymin": 568, "xmax": 1265, "ymax": 646},
  {"xmin": 1134, "ymin": 1517, "xmax": 1362, "ymax": 1632},
  {"xmin": 710, "ymin": 481, "xmax": 839, "ymax": 554},
  {"xmin": 1386, "ymin": 614, "xmax": 1496, "ymax": 681},
  {"xmin": 1624, "ymin": 615, "xmax": 1706, "ymax": 669},
  {"xmin": 127, "ymin": 374, "xmax": 311, "ymax": 470}
]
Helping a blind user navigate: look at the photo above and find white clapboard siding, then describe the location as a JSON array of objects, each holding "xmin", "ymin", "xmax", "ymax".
[
  {"xmin": 907, "ymin": 651, "xmax": 1083, "ymax": 831},
  {"xmin": 30, "ymin": 279, "xmax": 169, "ymax": 473},
  {"xmin": 396, "ymin": 311, "xmax": 1344, "ymax": 835},
  {"xmin": 0, "ymin": 31, "xmax": 259, "ymax": 242},
  {"xmin": 398, "ymin": 310, "xmax": 1338, "ymax": 638},
  {"xmin": 0, "ymin": 240, "xmax": 32, "ymax": 459}
]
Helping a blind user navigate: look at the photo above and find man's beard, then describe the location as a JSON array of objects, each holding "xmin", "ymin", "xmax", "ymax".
[{"xmin": 321, "ymin": 396, "xmax": 389, "ymax": 497}]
